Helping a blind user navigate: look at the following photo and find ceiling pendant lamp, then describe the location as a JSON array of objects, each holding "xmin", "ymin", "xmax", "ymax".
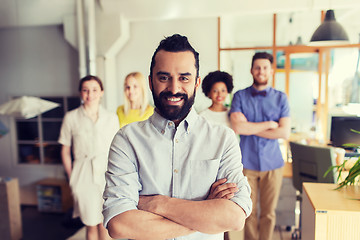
[{"xmin": 309, "ymin": 9, "xmax": 349, "ymax": 45}]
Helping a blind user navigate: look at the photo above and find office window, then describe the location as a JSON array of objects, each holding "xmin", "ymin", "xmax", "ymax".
[{"xmin": 16, "ymin": 96, "xmax": 80, "ymax": 165}]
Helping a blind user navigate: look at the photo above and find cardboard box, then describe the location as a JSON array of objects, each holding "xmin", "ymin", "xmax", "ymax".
[
  {"xmin": 36, "ymin": 178, "xmax": 72, "ymax": 213},
  {"xmin": 0, "ymin": 177, "xmax": 22, "ymax": 240}
]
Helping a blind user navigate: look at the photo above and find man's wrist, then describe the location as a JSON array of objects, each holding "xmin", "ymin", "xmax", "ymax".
[{"xmin": 153, "ymin": 195, "xmax": 171, "ymax": 216}]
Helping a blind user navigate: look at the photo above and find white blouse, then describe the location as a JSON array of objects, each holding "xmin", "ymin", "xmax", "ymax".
[{"xmin": 198, "ymin": 108, "xmax": 231, "ymax": 128}]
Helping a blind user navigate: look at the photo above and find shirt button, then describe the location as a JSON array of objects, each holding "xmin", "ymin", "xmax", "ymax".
[
  {"xmin": 161, "ymin": 130, "xmax": 165, "ymax": 134},
  {"xmin": 168, "ymin": 122, "xmax": 173, "ymax": 126},
  {"xmin": 174, "ymin": 169, "xmax": 178, "ymax": 173},
  {"xmin": 175, "ymin": 139, "xmax": 179, "ymax": 143}
]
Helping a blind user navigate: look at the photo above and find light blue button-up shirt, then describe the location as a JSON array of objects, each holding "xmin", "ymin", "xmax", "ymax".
[{"xmin": 103, "ymin": 108, "xmax": 252, "ymax": 240}]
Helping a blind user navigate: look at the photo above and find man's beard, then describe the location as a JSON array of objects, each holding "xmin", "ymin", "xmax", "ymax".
[
  {"xmin": 152, "ymin": 88, "xmax": 196, "ymax": 121},
  {"xmin": 253, "ymin": 78, "xmax": 268, "ymax": 87}
]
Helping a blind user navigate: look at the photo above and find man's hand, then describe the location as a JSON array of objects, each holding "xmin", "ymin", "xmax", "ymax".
[
  {"xmin": 268, "ymin": 121, "xmax": 279, "ymax": 129},
  {"xmin": 207, "ymin": 178, "xmax": 238, "ymax": 200},
  {"xmin": 135, "ymin": 178, "xmax": 245, "ymax": 234},
  {"xmin": 230, "ymin": 111, "xmax": 281, "ymax": 136},
  {"xmin": 138, "ymin": 178, "xmax": 238, "ymax": 212}
]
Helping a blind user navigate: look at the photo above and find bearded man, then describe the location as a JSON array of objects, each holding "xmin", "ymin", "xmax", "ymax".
[{"xmin": 102, "ymin": 34, "xmax": 252, "ymax": 240}]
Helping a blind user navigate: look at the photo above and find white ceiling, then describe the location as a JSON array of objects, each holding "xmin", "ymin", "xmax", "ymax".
[
  {"xmin": 0, "ymin": 0, "xmax": 75, "ymax": 28},
  {"xmin": 1, "ymin": 0, "xmax": 360, "ymax": 28}
]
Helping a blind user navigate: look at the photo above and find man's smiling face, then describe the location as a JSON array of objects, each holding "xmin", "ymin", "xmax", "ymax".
[
  {"xmin": 150, "ymin": 50, "xmax": 200, "ymax": 123},
  {"xmin": 251, "ymin": 58, "xmax": 273, "ymax": 87}
]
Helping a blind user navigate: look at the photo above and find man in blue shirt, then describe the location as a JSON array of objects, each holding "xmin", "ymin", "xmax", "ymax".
[
  {"xmin": 103, "ymin": 34, "xmax": 252, "ymax": 240},
  {"xmin": 229, "ymin": 52, "xmax": 291, "ymax": 240}
]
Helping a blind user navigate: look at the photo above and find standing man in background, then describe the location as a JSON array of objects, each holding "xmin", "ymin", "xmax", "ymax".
[{"xmin": 229, "ymin": 52, "xmax": 291, "ymax": 240}]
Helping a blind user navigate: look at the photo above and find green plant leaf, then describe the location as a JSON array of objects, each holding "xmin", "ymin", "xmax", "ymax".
[
  {"xmin": 350, "ymin": 129, "xmax": 360, "ymax": 135},
  {"xmin": 327, "ymin": 129, "xmax": 360, "ymax": 190}
]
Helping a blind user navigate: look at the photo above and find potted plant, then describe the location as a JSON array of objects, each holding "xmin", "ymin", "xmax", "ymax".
[{"xmin": 324, "ymin": 129, "xmax": 360, "ymax": 190}]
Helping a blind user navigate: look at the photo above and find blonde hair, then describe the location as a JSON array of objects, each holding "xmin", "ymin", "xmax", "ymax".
[{"xmin": 123, "ymin": 72, "xmax": 149, "ymax": 115}]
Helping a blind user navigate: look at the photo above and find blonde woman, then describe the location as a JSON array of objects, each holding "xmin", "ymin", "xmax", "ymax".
[
  {"xmin": 59, "ymin": 75, "xmax": 119, "ymax": 240},
  {"xmin": 117, "ymin": 72, "xmax": 154, "ymax": 127}
]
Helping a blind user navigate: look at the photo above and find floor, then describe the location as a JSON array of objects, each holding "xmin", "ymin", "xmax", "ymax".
[
  {"xmin": 21, "ymin": 205, "xmax": 295, "ymax": 240},
  {"xmin": 21, "ymin": 206, "xmax": 83, "ymax": 240},
  {"xmin": 272, "ymin": 226, "xmax": 295, "ymax": 240}
]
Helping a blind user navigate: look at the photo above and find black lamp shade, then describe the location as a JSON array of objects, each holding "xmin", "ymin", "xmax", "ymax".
[{"xmin": 310, "ymin": 10, "xmax": 349, "ymax": 43}]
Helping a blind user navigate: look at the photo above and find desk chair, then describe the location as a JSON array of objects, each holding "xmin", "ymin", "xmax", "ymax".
[{"xmin": 289, "ymin": 141, "xmax": 337, "ymax": 239}]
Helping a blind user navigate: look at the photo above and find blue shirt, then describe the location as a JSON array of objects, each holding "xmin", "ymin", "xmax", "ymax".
[
  {"xmin": 103, "ymin": 108, "xmax": 252, "ymax": 240},
  {"xmin": 229, "ymin": 86, "xmax": 290, "ymax": 171}
]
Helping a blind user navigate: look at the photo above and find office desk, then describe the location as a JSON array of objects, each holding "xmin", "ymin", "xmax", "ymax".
[{"xmin": 302, "ymin": 182, "xmax": 360, "ymax": 240}]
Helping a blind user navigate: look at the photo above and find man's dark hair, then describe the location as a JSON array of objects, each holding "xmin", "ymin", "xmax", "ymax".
[
  {"xmin": 251, "ymin": 52, "xmax": 273, "ymax": 68},
  {"xmin": 149, "ymin": 34, "xmax": 200, "ymax": 81},
  {"xmin": 201, "ymin": 71, "xmax": 234, "ymax": 97}
]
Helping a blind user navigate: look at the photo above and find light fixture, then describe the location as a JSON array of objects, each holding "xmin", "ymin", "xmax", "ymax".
[
  {"xmin": 309, "ymin": 9, "xmax": 349, "ymax": 45},
  {"xmin": 0, "ymin": 96, "xmax": 60, "ymax": 119}
]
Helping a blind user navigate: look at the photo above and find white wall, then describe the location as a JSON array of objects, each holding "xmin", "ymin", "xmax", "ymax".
[
  {"xmin": 0, "ymin": 26, "xmax": 79, "ymax": 98},
  {"xmin": 0, "ymin": 25, "xmax": 78, "ymax": 186},
  {"xmin": 115, "ymin": 17, "xmax": 218, "ymax": 113}
]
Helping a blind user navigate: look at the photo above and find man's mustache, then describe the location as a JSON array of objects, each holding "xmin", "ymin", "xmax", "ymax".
[{"xmin": 159, "ymin": 92, "xmax": 188, "ymax": 100}]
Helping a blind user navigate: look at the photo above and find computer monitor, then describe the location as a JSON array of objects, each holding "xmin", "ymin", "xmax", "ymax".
[{"xmin": 330, "ymin": 116, "xmax": 360, "ymax": 149}]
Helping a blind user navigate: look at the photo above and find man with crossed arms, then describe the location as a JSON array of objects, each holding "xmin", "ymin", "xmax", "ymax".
[{"xmin": 103, "ymin": 34, "xmax": 252, "ymax": 240}]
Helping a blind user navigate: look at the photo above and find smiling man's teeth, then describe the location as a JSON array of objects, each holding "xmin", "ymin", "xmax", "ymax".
[{"xmin": 168, "ymin": 97, "xmax": 181, "ymax": 102}]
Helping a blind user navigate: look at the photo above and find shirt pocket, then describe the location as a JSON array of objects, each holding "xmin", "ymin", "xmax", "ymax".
[{"xmin": 190, "ymin": 158, "xmax": 220, "ymax": 200}]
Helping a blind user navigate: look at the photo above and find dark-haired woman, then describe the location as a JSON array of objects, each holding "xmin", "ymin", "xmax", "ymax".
[
  {"xmin": 59, "ymin": 75, "xmax": 118, "ymax": 240},
  {"xmin": 199, "ymin": 70, "xmax": 234, "ymax": 128}
]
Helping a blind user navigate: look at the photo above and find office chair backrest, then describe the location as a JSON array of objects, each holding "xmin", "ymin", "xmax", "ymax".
[{"xmin": 289, "ymin": 141, "xmax": 337, "ymax": 193}]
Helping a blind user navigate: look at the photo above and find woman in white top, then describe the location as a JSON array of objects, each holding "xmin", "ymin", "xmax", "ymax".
[
  {"xmin": 59, "ymin": 75, "xmax": 119, "ymax": 240},
  {"xmin": 199, "ymin": 70, "xmax": 234, "ymax": 128},
  {"xmin": 199, "ymin": 70, "xmax": 236, "ymax": 240}
]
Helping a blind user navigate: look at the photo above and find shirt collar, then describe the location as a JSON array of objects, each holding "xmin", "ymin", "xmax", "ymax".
[
  {"xmin": 150, "ymin": 108, "xmax": 198, "ymax": 135},
  {"xmin": 79, "ymin": 104, "xmax": 104, "ymax": 119},
  {"xmin": 79, "ymin": 104, "xmax": 87, "ymax": 117}
]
